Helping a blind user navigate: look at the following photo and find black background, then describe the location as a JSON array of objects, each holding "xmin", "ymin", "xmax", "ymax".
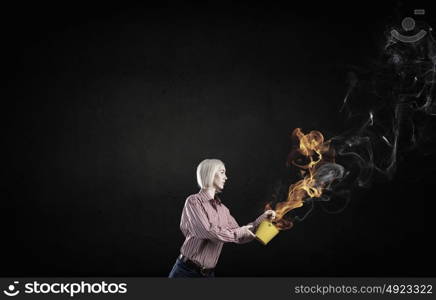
[{"xmin": 4, "ymin": 1, "xmax": 436, "ymax": 276}]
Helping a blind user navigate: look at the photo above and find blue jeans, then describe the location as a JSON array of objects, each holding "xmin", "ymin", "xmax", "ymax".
[{"xmin": 168, "ymin": 258, "xmax": 215, "ymax": 278}]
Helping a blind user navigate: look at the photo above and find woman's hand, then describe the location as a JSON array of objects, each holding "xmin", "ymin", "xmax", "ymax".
[
  {"xmin": 263, "ymin": 210, "xmax": 276, "ymax": 221},
  {"xmin": 241, "ymin": 225, "xmax": 256, "ymax": 238}
]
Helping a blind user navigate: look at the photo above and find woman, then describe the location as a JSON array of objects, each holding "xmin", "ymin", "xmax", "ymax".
[{"xmin": 168, "ymin": 158, "xmax": 276, "ymax": 278}]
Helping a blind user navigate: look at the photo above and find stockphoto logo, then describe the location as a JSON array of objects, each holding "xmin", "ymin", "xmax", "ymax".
[
  {"xmin": 3, "ymin": 281, "xmax": 20, "ymax": 297},
  {"xmin": 2, "ymin": 280, "xmax": 127, "ymax": 297}
]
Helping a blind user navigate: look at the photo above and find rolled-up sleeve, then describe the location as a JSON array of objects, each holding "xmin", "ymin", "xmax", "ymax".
[{"xmin": 183, "ymin": 197, "xmax": 248, "ymax": 244}]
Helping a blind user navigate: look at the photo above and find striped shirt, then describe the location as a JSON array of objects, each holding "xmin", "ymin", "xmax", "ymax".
[{"xmin": 179, "ymin": 189, "xmax": 267, "ymax": 269}]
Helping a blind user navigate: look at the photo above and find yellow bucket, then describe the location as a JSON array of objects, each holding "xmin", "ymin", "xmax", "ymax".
[{"xmin": 255, "ymin": 220, "xmax": 279, "ymax": 245}]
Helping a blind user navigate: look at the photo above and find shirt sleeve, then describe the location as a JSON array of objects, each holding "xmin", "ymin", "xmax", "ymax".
[
  {"xmin": 183, "ymin": 197, "xmax": 249, "ymax": 244},
  {"xmin": 227, "ymin": 216, "xmax": 255, "ymax": 244},
  {"xmin": 247, "ymin": 213, "xmax": 269, "ymax": 230},
  {"xmin": 225, "ymin": 206, "xmax": 270, "ymax": 244},
  {"xmin": 227, "ymin": 208, "xmax": 268, "ymax": 231}
]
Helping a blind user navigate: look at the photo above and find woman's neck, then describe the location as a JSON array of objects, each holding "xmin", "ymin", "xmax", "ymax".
[{"xmin": 203, "ymin": 187, "xmax": 216, "ymax": 199}]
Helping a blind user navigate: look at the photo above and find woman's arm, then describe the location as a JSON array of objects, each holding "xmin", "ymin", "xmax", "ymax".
[
  {"xmin": 225, "ymin": 207, "xmax": 274, "ymax": 244},
  {"xmin": 183, "ymin": 197, "xmax": 253, "ymax": 244},
  {"xmin": 227, "ymin": 209, "xmax": 276, "ymax": 232}
]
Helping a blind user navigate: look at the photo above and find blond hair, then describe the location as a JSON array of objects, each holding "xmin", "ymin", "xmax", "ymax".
[{"xmin": 196, "ymin": 159, "xmax": 225, "ymax": 188}]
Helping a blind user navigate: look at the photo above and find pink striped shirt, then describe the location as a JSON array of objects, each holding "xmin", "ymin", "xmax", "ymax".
[{"xmin": 179, "ymin": 189, "xmax": 267, "ymax": 269}]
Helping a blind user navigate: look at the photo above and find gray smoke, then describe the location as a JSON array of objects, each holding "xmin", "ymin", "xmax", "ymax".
[{"xmin": 272, "ymin": 16, "xmax": 435, "ymax": 225}]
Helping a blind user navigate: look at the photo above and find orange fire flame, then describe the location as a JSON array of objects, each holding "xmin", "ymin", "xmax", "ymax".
[{"xmin": 268, "ymin": 128, "xmax": 335, "ymax": 230}]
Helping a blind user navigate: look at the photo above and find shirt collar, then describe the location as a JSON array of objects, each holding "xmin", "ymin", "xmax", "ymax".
[{"xmin": 198, "ymin": 189, "xmax": 222, "ymax": 204}]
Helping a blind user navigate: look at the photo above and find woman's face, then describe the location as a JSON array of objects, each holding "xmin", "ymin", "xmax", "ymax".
[{"xmin": 213, "ymin": 165, "xmax": 228, "ymax": 191}]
